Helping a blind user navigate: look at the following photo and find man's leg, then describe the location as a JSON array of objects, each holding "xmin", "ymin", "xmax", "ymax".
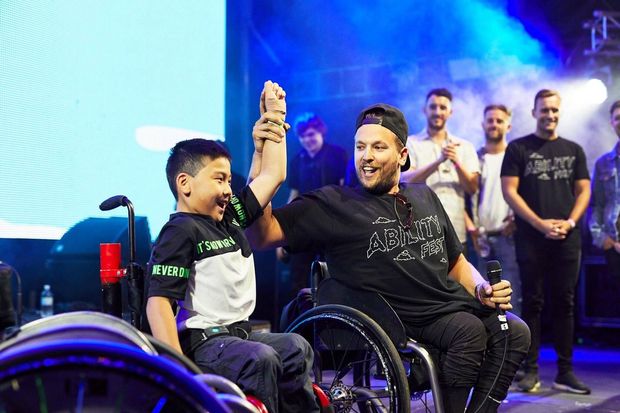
[
  {"xmin": 192, "ymin": 335, "xmax": 282, "ymax": 413},
  {"xmin": 515, "ymin": 236, "xmax": 545, "ymax": 389},
  {"xmin": 249, "ymin": 331, "xmax": 320, "ymax": 413},
  {"xmin": 407, "ymin": 311, "xmax": 487, "ymax": 413},
  {"xmin": 548, "ymin": 245, "xmax": 591, "ymax": 394},
  {"xmin": 548, "ymin": 247, "xmax": 580, "ymax": 375},
  {"xmin": 467, "ymin": 312, "xmax": 531, "ymax": 412}
]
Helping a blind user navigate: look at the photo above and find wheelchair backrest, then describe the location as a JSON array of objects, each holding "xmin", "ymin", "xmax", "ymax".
[{"xmin": 314, "ymin": 265, "xmax": 408, "ymax": 350}]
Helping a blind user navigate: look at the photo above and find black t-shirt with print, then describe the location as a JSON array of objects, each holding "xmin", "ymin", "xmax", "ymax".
[
  {"xmin": 272, "ymin": 183, "xmax": 478, "ymax": 328},
  {"xmin": 147, "ymin": 186, "xmax": 262, "ymax": 322},
  {"xmin": 501, "ymin": 134, "xmax": 590, "ymax": 243}
]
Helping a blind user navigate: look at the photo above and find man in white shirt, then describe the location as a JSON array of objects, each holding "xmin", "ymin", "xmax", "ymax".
[
  {"xmin": 468, "ymin": 104, "xmax": 521, "ymax": 315},
  {"xmin": 402, "ymin": 88, "xmax": 480, "ymax": 248}
]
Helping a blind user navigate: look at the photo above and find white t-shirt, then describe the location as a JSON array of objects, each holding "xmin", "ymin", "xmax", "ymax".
[
  {"xmin": 407, "ymin": 130, "xmax": 480, "ymax": 242},
  {"xmin": 478, "ymin": 151, "xmax": 512, "ymax": 232}
]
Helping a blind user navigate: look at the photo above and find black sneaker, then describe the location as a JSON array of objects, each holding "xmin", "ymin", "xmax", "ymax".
[
  {"xmin": 517, "ymin": 372, "xmax": 541, "ymax": 392},
  {"xmin": 552, "ymin": 372, "xmax": 591, "ymax": 395}
]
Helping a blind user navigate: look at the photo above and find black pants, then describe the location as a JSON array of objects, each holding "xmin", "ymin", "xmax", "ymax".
[
  {"xmin": 407, "ymin": 310, "xmax": 530, "ymax": 412},
  {"xmin": 192, "ymin": 332, "xmax": 319, "ymax": 413},
  {"xmin": 516, "ymin": 235, "xmax": 581, "ymax": 375}
]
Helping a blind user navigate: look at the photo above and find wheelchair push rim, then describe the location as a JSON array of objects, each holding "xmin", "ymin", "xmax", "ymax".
[{"xmin": 286, "ymin": 304, "xmax": 410, "ymax": 413}]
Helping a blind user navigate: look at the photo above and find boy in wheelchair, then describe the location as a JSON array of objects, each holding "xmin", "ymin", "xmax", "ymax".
[
  {"xmin": 146, "ymin": 81, "xmax": 319, "ymax": 413},
  {"xmin": 247, "ymin": 103, "xmax": 531, "ymax": 413}
]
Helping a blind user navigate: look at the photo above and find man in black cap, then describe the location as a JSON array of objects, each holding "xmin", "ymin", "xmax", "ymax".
[{"xmin": 248, "ymin": 103, "xmax": 530, "ymax": 412}]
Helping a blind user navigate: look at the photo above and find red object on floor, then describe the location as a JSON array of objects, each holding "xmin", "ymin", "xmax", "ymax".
[{"xmin": 246, "ymin": 395, "xmax": 268, "ymax": 413}]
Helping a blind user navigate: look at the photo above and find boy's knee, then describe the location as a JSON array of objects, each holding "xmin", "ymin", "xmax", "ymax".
[
  {"xmin": 288, "ymin": 333, "xmax": 313, "ymax": 356},
  {"xmin": 280, "ymin": 333, "xmax": 314, "ymax": 371},
  {"xmin": 250, "ymin": 342, "xmax": 283, "ymax": 372}
]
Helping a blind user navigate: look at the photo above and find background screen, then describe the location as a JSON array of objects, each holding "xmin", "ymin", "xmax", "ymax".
[{"xmin": 0, "ymin": 0, "xmax": 226, "ymax": 240}]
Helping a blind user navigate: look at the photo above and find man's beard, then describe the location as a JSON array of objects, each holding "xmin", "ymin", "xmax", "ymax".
[
  {"xmin": 358, "ymin": 162, "xmax": 400, "ymax": 195},
  {"xmin": 427, "ymin": 118, "xmax": 445, "ymax": 131},
  {"xmin": 485, "ymin": 133, "xmax": 503, "ymax": 143}
]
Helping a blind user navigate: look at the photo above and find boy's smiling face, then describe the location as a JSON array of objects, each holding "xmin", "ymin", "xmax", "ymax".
[{"xmin": 179, "ymin": 156, "xmax": 232, "ymax": 221}]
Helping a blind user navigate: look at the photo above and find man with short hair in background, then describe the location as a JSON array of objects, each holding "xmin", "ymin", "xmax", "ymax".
[
  {"xmin": 589, "ymin": 99, "xmax": 620, "ymax": 278},
  {"xmin": 467, "ymin": 104, "xmax": 521, "ymax": 316},
  {"xmin": 501, "ymin": 89, "xmax": 591, "ymax": 394},
  {"xmin": 402, "ymin": 88, "xmax": 480, "ymax": 251}
]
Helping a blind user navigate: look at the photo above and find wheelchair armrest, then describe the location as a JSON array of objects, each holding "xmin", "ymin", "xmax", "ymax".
[{"xmin": 316, "ymin": 277, "xmax": 408, "ymax": 350}]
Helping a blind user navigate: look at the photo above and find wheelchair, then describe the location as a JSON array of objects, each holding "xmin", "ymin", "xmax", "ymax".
[
  {"xmin": 0, "ymin": 311, "xmax": 266, "ymax": 412},
  {"xmin": 284, "ymin": 261, "xmax": 445, "ymax": 413}
]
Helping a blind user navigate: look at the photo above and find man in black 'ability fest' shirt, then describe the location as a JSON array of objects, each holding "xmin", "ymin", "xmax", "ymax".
[
  {"xmin": 248, "ymin": 102, "xmax": 530, "ymax": 413},
  {"xmin": 501, "ymin": 89, "xmax": 591, "ymax": 395}
]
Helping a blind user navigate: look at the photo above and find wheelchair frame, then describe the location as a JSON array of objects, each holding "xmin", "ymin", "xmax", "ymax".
[{"xmin": 285, "ymin": 261, "xmax": 445, "ymax": 413}]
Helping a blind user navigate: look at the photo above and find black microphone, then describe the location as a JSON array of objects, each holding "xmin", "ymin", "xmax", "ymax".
[
  {"xmin": 99, "ymin": 195, "xmax": 128, "ymax": 211},
  {"xmin": 486, "ymin": 260, "xmax": 509, "ymax": 332}
]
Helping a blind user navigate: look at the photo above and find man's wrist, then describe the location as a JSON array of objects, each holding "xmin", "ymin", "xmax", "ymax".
[
  {"xmin": 566, "ymin": 218, "xmax": 576, "ymax": 229},
  {"xmin": 529, "ymin": 216, "xmax": 543, "ymax": 232},
  {"xmin": 475, "ymin": 282, "xmax": 486, "ymax": 305}
]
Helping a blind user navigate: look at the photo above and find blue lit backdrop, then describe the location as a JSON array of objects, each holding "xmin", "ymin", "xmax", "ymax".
[
  {"xmin": 239, "ymin": 0, "xmax": 617, "ymax": 180},
  {"xmin": 0, "ymin": 1, "xmax": 226, "ymax": 239}
]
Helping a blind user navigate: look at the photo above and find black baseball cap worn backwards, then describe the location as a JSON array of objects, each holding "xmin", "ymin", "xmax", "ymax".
[{"xmin": 355, "ymin": 103, "xmax": 411, "ymax": 171}]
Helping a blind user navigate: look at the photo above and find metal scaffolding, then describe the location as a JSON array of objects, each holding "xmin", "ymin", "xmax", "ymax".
[{"xmin": 584, "ymin": 10, "xmax": 620, "ymax": 58}]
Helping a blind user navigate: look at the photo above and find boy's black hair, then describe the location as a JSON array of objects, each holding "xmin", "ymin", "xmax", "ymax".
[{"xmin": 166, "ymin": 138, "xmax": 231, "ymax": 200}]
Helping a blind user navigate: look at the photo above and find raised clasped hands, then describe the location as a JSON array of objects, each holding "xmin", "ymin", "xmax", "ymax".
[
  {"xmin": 252, "ymin": 80, "xmax": 290, "ymax": 153},
  {"xmin": 260, "ymin": 80, "xmax": 287, "ymax": 115}
]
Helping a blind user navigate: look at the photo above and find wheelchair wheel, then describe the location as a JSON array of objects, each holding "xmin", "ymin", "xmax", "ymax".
[
  {"xmin": 286, "ymin": 304, "xmax": 410, "ymax": 413},
  {"xmin": 0, "ymin": 312, "xmax": 228, "ymax": 413}
]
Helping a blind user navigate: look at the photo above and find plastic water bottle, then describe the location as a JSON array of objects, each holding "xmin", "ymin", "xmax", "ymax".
[
  {"xmin": 478, "ymin": 227, "xmax": 491, "ymax": 258},
  {"xmin": 40, "ymin": 284, "xmax": 54, "ymax": 317}
]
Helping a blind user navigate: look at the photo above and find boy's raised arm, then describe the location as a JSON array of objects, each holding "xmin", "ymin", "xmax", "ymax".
[
  {"xmin": 248, "ymin": 81, "xmax": 288, "ymax": 208},
  {"xmin": 245, "ymin": 81, "xmax": 290, "ymax": 250}
]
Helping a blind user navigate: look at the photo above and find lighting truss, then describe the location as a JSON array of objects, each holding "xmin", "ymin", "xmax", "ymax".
[{"xmin": 584, "ymin": 10, "xmax": 620, "ymax": 58}]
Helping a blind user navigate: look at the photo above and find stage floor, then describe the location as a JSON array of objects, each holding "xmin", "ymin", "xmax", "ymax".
[{"xmin": 412, "ymin": 345, "xmax": 620, "ymax": 412}]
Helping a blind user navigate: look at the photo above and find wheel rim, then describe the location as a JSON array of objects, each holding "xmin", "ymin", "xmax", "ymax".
[{"xmin": 288, "ymin": 306, "xmax": 409, "ymax": 413}]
